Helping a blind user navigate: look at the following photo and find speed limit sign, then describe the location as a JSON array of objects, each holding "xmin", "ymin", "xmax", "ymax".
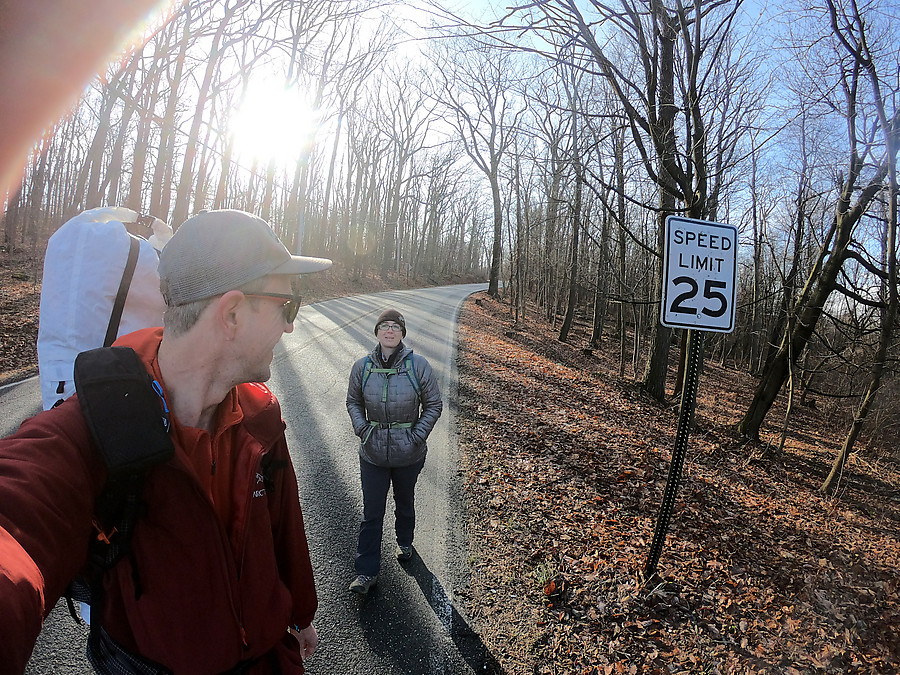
[{"xmin": 661, "ymin": 216, "xmax": 737, "ymax": 333}]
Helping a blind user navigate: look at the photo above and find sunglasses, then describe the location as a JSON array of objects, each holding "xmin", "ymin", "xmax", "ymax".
[{"xmin": 243, "ymin": 292, "xmax": 301, "ymax": 323}]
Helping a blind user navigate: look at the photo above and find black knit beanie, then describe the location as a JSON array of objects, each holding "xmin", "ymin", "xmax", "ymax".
[{"xmin": 374, "ymin": 308, "xmax": 406, "ymax": 337}]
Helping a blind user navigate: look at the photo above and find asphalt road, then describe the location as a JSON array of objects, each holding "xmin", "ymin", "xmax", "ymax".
[{"xmin": 3, "ymin": 282, "xmax": 502, "ymax": 674}]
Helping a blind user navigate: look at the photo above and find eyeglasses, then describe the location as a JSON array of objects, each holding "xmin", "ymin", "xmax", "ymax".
[
  {"xmin": 377, "ymin": 322, "xmax": 403, "ymax": 333},
  {"xmin": 243, "ymin": 292, "xmax": 301, "ymax": 323}
]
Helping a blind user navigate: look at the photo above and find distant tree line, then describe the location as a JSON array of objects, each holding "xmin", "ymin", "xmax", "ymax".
[{"xmin": 2, "ymin": 0, "xmax": 490, "ymax": 282}]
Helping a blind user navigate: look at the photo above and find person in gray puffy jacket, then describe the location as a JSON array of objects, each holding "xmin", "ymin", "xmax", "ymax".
[{"xmin": 346, "ymin": 308, "xmax": 442, "ymax": 594}]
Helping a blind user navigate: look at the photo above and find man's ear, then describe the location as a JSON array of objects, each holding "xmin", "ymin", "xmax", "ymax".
[{"xmin": 216, "ymin": 290, "xmax": 245, "ymax": 341}]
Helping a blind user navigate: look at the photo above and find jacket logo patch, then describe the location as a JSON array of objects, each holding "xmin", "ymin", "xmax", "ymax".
[{"xmin": 253, "ymin": 472, "xmax": 266, "ymax": 497}]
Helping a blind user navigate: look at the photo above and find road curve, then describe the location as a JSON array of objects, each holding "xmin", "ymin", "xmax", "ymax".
[{"xmin": 14, "ymin": 283, "xmax": 500, "ymax": 674}]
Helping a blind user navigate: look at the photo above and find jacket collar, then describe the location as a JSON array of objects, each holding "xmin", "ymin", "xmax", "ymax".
[
  {"xmin": 371, "ymin": 340, "xmax": 411, "ymax": 367},
  {"xmin": 116, "ymin": 327, "xmax": 285, "ymax": 448}
]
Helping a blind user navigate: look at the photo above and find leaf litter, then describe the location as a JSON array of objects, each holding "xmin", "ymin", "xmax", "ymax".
[{"xmin": 456, "ymin": 293, "xmax": 899, "ymax": 675}]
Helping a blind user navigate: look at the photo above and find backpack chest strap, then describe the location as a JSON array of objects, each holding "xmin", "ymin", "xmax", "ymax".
[
  {"xmin": 362, "ymin": 356, "xmax": 420, "ymax": 403},
  {"xmin": 366, "ymin": 366, "xmax": 399, "ymax": 402}
]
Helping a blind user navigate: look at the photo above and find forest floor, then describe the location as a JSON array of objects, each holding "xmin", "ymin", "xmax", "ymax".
[
  {"xmin": 455, "ymin": 292, "xmax": 900, "ymax": 675},
  {"xmin": 3, "ymin": 246, "xmax": 898, "ymax": 674}
]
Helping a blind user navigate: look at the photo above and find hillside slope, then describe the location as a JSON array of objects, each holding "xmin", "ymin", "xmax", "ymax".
[{"xmin": 456, "ymin": 293, "xmax": 899, "ymax": 675}]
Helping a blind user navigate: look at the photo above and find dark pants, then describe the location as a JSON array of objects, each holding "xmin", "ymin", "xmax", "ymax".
[{"xmin": 355, "ymin": 456, "xmax": 425, "ymax": 576}]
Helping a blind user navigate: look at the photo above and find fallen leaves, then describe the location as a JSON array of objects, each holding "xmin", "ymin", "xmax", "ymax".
[
  {"xmin": 0, "ymin": 251, "xmax": 41, "ymax": 381},
  {"xmin": 458, "ymin": 292, "xmax": 900, "ymax": 675}
]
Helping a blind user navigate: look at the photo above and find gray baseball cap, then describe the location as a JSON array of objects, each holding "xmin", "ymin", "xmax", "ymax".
[{"xmin": 158, "ymin": 209, "xmax": 332, "ymax": 307}]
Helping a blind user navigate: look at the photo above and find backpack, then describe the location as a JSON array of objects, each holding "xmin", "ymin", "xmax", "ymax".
[
  {"xmin": 359, "ymin": 354, "xmax": 423, "ymax": 444},
  {"xmin": 360, "ymin": 354, "xmax": 421, "ymax": 402},
  {"xmin": 37, "ymin": 207, "xmax": 167, "ymax": 410},
  {"xmin": 65, "ymin": 347, "xmax": 174, "ymax": 670}
]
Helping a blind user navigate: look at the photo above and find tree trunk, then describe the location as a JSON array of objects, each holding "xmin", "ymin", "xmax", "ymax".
[
  {"xmin": 543, "ymin": 144, "xmax": 563, "ymax": 320},
  {"xmin": 105, "ymin": 68, "xmax": 139, "ymax": 206},
  {"xmin": 591, "ymin": 199, "xmax": 610, "ymax": 347},
  {"xmin": 27, "ymin": 134, "xmax": 52, "ymax": 236},
  {"xmin": 3, "ymin": 184, "xmax": 24, "ymax": 248},
  {"xmin": 615, "ymin": 130, "xmax": 628, "ymax": 377},
  {"xmin": 260, "ymin": 158, "xmax": 276, "ymax": 224},
  {"xmin": 738, "ymin": 157, "xmax": 893, "ymax": 439},
  {"xmin": 125, "ymin": 32, "xmax": 165, "ymax": 214},
  {"xmin": 559, "ymin": 100, "xmax": 582, "ymax": 342},
  {"xmin": 126, "ymin": 108, "xmax": 152, "ymax": 213},
  {"xmin": 382, "ymin": 160, "xmax": 403, "ymax": 279},
  {"xmin": 487, "ymin": 174, "xmax": 503, "ymax": 297},
  {"xmin": 639, "ymin": 1, "xmax": 678, "ymax": 401},
  {"xmin": 150, "ymin": 9, "xmax": 190, "ymax": 222},
  {"xmin": 74, "ymin": 83, "xmax": 118, "ymax": 209},
  {"xmin": 170, "ymin": 0, "xmax": 241, "ymax": 229}
]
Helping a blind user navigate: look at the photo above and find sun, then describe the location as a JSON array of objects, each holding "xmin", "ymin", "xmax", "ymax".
[{"xmin": 228, "ymin": 78, "xmax": 321, "ymax": 168}]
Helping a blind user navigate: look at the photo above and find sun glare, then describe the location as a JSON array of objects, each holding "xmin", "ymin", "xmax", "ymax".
[{"xmin": 229, "ymin": 79, "xmax": 321, "ymax": 168}]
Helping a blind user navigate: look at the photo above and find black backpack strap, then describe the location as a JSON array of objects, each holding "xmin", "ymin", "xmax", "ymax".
[
  {"xmin": 71, "ymin": 347, "xmax": 174, "ymax": 651},
  {"xmin": 103, "ymin": 234, "xmax": 141, "ymax": 348},
  {"xmin": 75, "ymin": 346, "xmax": 173, "ymax": 473},
  {"xmin": 402, "ymin": 355, "xmax": 421, "ymax": 401}
]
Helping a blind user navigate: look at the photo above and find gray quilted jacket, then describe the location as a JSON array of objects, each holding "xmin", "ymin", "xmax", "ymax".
[{"xmin": 346, "ymin": 342, "xmax": 442, "ymax": 467}]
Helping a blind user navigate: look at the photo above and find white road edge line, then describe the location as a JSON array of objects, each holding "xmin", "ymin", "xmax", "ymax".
[{"xmin": 0, "ymin": 374, "xmax": 39, "ymax": 392}]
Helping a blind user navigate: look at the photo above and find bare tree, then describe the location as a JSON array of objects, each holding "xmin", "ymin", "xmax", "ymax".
[
  {"xmin": 527, "ymin": 66, "xmax": 572, "ymax": 324},
  {"xmin": 480, "ymin": 0, "xmax": 759, "ymax": 399},
  {"xmin": 150, "ymin": 1, "xmax": 194, "ymax": 220},
  {"xmin": 738, "ymin": 0, "xmax": 900, "ymax": 439},
  {"xmin": 821, "ymin": 0, "xmax": 899, "ymax": 493},
  {"xmin": 430, "ymin": 37, "xmax": 522, "ymax": 297},
  {"xmin": 372, "ymin": 66, "xmax": 434, "ymax": 277},
  {"xmin": 170, "ymin": 0, "xmax": 252, "ymax": 228},
  {"xmin": 558, "ymin": 57, "xmax": 584, "ymax": 342}
]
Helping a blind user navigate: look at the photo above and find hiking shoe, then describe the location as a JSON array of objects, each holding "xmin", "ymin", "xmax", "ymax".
[
  {"xmin": 349, "ymin": 574, "xmax": 377, "ymax": 595},
  {"xmin": 396, "ymin": 544, "xmax": 413, "ymax": 561}
]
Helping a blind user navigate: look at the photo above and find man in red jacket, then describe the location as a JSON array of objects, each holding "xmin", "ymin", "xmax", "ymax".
[{"xmin": 0, "ymin": 209, "xmax": 331, "ymax": 673}]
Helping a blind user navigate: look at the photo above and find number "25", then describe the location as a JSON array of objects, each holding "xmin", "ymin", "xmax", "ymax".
[{"xmin": 669, "ymin": 277, "xmax": 728, "ymax": 317}]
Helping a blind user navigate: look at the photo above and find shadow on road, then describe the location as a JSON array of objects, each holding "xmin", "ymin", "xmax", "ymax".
[{"xmin": 356, "ymin": 551, "xmax": 505, "ymax": 675}]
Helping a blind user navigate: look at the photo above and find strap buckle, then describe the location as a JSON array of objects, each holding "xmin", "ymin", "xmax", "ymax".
[{"xmin": 92, "ymin": 519, "xmax": 118, "ymax": 545}]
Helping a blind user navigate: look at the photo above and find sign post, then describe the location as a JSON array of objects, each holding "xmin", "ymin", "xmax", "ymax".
[{"xmin": 644, "ymin": 216, "xmax": 738, "ymax": 582}]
